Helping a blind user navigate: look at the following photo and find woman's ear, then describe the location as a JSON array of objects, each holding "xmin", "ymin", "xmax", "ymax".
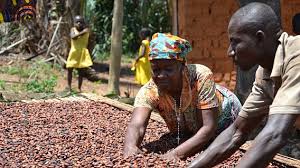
[{"xmin": 179, "ymin": 62, "xmax": 185, "ymax": 71}]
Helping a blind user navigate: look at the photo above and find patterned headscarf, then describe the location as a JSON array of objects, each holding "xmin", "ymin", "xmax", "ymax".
[{"xmin": 149, "ymin": 33, "xmax": 192, "ymax": 62}]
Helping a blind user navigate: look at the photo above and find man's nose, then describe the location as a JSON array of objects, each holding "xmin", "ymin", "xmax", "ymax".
[{"xmin": 227, "ymin": 48, "xmax": 235, "ymax": 58}]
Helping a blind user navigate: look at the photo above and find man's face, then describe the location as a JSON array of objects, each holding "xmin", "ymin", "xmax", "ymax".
[
  {"xmin": 150, "ymin": 59, "xmax": 183, "ymax": 91},
  {"xmin": 227, "ymin": 19, "xmax": 261, "ymax": 71}
]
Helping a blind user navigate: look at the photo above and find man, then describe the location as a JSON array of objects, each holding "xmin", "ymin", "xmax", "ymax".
[
  {"xmin": 293, "ymin": 13, "xmax": 300, "ymax": 35},
  {"xmin": 189, "ymin": 2, "xmax": 300, "ymax": 168}
]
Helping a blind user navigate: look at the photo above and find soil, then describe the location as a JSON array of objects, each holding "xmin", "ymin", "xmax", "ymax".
[
  {"xmin": 0, "ymin": 100, "xmax": 285, "ymax": 167},
  {"xmin": 0, "ymin": 56, "xmax": 141, "ymax": 100}
]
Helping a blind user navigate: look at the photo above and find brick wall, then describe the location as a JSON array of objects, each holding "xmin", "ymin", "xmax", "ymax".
[
  {"xmin": 281, "ymin": 0, "xmax": 300, "ymax": 35},
  {"xmin": 178, "ymin": 0, "xmax": 239, "ymax": 90},
  {"xmin": 178, "ymin": 0, "xmax": 300, "ymax": 90}
]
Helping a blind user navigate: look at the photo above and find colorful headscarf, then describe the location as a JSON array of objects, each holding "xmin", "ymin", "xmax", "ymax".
[{"xmin": 149, "ymin": 33, "xmax": 192, "ymax": 62}]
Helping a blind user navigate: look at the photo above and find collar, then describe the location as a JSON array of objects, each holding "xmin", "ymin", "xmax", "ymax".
[
  {"xmin": 261, "ymin": 32, "xmax": 288, "ymax": 81},
  {"xmin": 270, "ymin": 32, "xmax": 289, "ymax": 78}
]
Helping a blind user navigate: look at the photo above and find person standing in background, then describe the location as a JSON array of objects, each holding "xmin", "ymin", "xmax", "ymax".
[
  {"xmin": 66, "ymin": 15, "xmax": 93, "ymax": 92},
  {"xmin": 132, "ymin": 28, "xmax": 152, "ymax": 85}
]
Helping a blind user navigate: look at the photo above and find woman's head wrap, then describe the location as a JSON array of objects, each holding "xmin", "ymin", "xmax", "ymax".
[{"xmin": 149, "ymin": 33, "xmax": 192, "ymax": 62}]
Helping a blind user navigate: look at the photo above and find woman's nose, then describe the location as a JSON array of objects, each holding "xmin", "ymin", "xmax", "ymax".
[{"xmin": 157, "ymin": 71, "xmax": 168, "ymax": 78}]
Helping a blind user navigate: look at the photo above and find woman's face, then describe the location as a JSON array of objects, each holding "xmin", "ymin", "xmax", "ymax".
[
  {"xmin": 74, "ymin": 16, "xmax": 85, "ymax": 31},
  {"xmin": 150, "ymin": 59, "xmax": 184, "ymax": 92}
]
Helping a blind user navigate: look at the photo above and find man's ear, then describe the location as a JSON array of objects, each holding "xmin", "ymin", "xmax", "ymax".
[{"xmin": 256, "ymin": 30, "xmax": 265, "ymax": 43}]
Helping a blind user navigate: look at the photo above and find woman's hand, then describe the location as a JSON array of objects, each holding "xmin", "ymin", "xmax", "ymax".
[{"xmin": 123, "ymin": 145, "xmax": 142, "ymax": 157}]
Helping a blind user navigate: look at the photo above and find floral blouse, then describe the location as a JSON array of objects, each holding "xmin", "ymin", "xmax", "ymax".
[{"xmin": 134, "ymin": 64, "xmax": 225, "ymax": 134}]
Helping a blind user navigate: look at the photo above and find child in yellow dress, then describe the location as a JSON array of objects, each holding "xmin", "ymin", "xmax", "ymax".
[
  {"xmin": 66, "ymin": 15, "xmax": 93, "ymax": 92},
  {"xmin": 132, "ymin": 28, "xmax": 152, "ymax": 85}
]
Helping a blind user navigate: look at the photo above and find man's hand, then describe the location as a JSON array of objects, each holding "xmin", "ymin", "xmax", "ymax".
[
  {"xmin": 161, "ymin": 150, "xmax": 179, "ymax": 161},
  {"xmin": 123, "ymin": 145, "xmax": 142, "ymax": 157}
]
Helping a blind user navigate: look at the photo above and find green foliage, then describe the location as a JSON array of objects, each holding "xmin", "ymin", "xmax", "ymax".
[
  {"xmin": 1, "ymin": 66, "xmax": 31, "ymax": 78},
  {"xmin": 26, "ymin": 76, "xmax": 58, "ymax": 93},
  {"xmin": 25, "ymin": 61, "xmax": 58, "ymax": 93},
  {"xmin": 93, "ymin": 52, "xmax": 110, "ymax": 62},
  {"xmin": 1, "ymin": 60, "xmax": 59, "ymax": 94},
  {"xmin": 0, "ymin": 80, "xmax": 6, "ymax": 90},
  {"xmin": 89, "ymin": 0, "xmax": 171, "ymax": 57}
]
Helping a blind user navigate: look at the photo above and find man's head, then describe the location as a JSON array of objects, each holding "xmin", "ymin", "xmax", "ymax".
[
  {"xmin": 74, "ymin": 15, "xmax": 86, "ymax": 31},
  {"xmin": 227, "ymin": 2, "xmax": 281, "ymax": 70},
  {"xmin": 292, "ymin": 13, "xmax": 300, "ymax": 35},
  {"xmin": 149, "ymin": 33, "xmax": 192, "ymax": 92}
]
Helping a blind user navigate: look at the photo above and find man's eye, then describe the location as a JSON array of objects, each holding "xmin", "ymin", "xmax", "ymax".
[
  {"xmin": 165, "ymin": 68, "xmax": 173, "ymax": 72},
  {"xmin": 152, "ymin": 69, "xmax": 159, "ymax": 74}
]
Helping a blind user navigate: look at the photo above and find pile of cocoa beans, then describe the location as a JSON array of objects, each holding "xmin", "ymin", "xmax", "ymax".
[{"xmin": 0, "ymin": 101, "xmax": 284, "ymax": 167}]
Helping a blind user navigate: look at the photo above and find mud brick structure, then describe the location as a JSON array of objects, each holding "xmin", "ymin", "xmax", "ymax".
[{"xmin": 177, "ymin": 0, "xmax": 300, "ymax": 90}]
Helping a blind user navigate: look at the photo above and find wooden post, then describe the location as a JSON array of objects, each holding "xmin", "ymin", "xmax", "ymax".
[{"xmin": 45, "ymin": 16, "xmax": 62, "ymax": 58}]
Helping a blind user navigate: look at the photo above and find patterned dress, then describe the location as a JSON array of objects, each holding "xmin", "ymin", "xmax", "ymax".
[{"xmin": 134, "ymin": 64, "xmax": 241, "ymax": 135}]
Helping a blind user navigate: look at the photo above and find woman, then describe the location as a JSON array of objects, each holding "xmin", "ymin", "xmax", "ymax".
[
  {"xmin": 66, "ymin": 15, "xmax": 93, "ymax": 92},
  {"xmin": 124, "ymin": 33, "xmax": 241, "ymax": 160},
  {"xmin": 132, "ymin": 28, "xmax": 152, "ymax": 85}
]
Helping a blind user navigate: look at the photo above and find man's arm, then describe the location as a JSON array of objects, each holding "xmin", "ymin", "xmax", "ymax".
[
  {"xmin": 123, "ymin": 107, "xmax": 152, "ymax": 157},
  {"xmin": 189, "ymin": 115, "xmax": 264, "ymax": 168},
  {"xmin": 236, "ymin": 114, "xmax": 297, "ymax": 168},
  {"xmin": 70, "ymin": 28, "xmax": 89, "ymax": 39},
  {"xmin": 165, "ymin": 107, "xmax": 218, "ymax": 159}
]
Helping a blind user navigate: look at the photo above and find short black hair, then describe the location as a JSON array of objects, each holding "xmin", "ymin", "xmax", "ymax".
[
  {"xmin": 292, "ymin": 13, "xmax": 300, "ymax": 35},
  {"xmin": 74, "ymin": 15, "xmax": 85, "ymax": 23},
  {"xmin": 139, "ymin": 28, "xmax": 151, "ymax": 39},
  {"xmin": 231, "ymin": 2, "xmax": 281, "ymax": 36}
]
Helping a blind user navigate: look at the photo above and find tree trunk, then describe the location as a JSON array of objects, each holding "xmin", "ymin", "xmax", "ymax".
[
  {"xmin": 108, "ymin": 0, "xmax": 124, "ymax": 95},
  {"xmin": 168, "ymin": 0, "xmax": 178, "ymax": 35},
  {"xmin": 66, "ymin": 0, "xmax": 82, "ymax": 17},
  {"xmin": 235, "ymin": 0, "xmax": 281, "ymax": 104}
]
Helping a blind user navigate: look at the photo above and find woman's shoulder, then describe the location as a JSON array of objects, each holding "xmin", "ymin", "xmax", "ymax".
[
  {"xmin": 187, "ymin": 64, "xmax": 213, "ymax": 77},
  {"xmin": 137, "ymin": 80, "xmax": 159, "ymax": 96},
  {"xmin": 135, "ymin": 80, "xmax": 160, "ymax": 106},
  {"xmin": 141, "ymin": 39, "xmax": 150, "ymax": 46}
]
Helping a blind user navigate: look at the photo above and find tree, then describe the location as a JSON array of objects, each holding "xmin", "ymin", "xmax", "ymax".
[
  {"xmin": 235, "ymin": 0, "xmax": 281, "ymax": 104},
  {"xmin": 108, "ymin": 0, "xmax": 124, "ymax": 95}
]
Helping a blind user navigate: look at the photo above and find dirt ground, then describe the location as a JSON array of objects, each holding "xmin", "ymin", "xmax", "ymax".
[{"xmin": 0, "ymin": 56, "xmax": 141, "ymax": 101}]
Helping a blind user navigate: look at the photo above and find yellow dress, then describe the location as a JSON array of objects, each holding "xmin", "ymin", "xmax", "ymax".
[
  {"xmin": 135, "ymin": 40, "xmax": 151, "ymax": 85},
  {"xmin": 0, "ymin": 12, "xmax": 4, "ymax": 23},
  {"xmin": 66, "ymin": 28, "xmax": 93, "ymax": 68}
]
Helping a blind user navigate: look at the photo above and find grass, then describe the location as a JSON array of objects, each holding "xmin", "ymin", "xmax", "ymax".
[
  {"xmin": 0, "ymin": 60, "xmax": 61, "ymax": 94},
  {"xmin": 26, "ymin": 76, "xmax": 58, "ymax": 93},
  {"xmin": 0, "ymin": 80, "xmax": 6, "ymax": 90}
]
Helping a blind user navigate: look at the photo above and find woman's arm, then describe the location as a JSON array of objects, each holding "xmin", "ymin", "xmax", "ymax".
[
  {"xmin": 70, "ymin": 28, "xmax": 89, "ymax": 39},
  {"xmin": 123, "ymin": 107, "xmax": 152, "ymax": 157},
  {"xmin": 135, "ymin": 43, "xmax": 146, "ymax": 61},
  {"xmin": 164, "ymin": 107, "xmax": 218, "ymax": 159}
]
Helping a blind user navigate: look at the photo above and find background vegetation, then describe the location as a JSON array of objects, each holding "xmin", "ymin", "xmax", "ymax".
[{"xmin": 86, "ymin": 0, "xmax": 171, "ymax": 59}]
